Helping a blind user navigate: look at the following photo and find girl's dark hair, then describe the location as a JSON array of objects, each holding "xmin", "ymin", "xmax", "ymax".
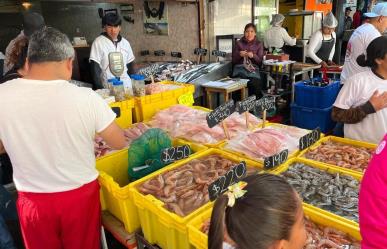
[
  {"xmin": 357, "ymin": 36, "xmax": 387, "ymax": 69},
  {"xmin": 208, "ymin": 174, "xmax": 300, "ymax": 249},
  {"xmin": 244, "ymin": 23, "xmax": 257, "ymax": 33},
  {"xmin": 7, "ymin": 36, "xmax": 28, "ymax": 70}
]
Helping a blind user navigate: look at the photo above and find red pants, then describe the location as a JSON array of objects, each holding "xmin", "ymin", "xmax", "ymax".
[{"xmin": 16, "ymin": 180, "xmax": 101, "ymax": 249}]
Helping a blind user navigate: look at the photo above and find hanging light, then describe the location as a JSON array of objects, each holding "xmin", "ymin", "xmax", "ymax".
[{"xmin": 22, "ymin": 1, "xmax": 32, "ymax": 10}]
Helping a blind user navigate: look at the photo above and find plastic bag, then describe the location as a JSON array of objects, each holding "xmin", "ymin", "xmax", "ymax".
[{"xmin": 128, "ymin": 128, "xmax": 172, "ymax": 180}]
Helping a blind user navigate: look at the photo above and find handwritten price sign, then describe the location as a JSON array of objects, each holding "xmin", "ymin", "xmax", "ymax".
[
  {"xmin": 160, "ymin": 145, "xmax": 191, "ymax": 164},
  {"xmin": 208, "ymin": 161, "xmax": 247, "ymax": 201}
]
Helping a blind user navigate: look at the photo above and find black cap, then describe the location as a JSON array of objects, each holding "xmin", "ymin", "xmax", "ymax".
[
  {"xmin": 102, "ymin": 13, "xmax": 122, "ymax": 27},
  {"xmin": 23, "ymin": 12, "xmax": 45, "ymax": 37},
  {"xmin": 345, "ymin": 7, "xmax": 352, "ymax": 12}
]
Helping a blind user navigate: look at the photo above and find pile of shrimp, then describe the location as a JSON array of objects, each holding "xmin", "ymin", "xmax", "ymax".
[
  {"xmin": 200, "ymin": 217, "xmax": 360, "ymax": 249},
  {"xmin": 138, "ymin": 155, "xmax": 259, "ymax": 216},
  {"xmin": 304, "ymin": 140, "xmax": 373, "ymax": 172},
  {"xmin": 304, "ymin": 218, "xmax": 360, "ymax": 249}
]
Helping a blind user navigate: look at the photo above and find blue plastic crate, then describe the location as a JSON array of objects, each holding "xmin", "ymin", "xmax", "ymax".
[
  {"xmin": 291, "ymin": 104, "xmax": 336, "ymax": 133},
  {"xmin": 295, "ymin": 80, "xmax": 340, "ymax": 109}
]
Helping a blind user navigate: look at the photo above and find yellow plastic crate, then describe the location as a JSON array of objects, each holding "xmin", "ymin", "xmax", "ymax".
[
  {"xmin": 130, "ymin": 148, "xmax": 264, "ymax": 249},
  {"xmin": 220, "ymin": 123, "xmax": 315, "ymax": 167},
  {"xmin": 298, "ymin": 136, "xmax": 377, "ymax": 176},
  {"xmin": 109, "ymin": 98, "xmax": 135, "ymax": 129},
  {"xmin": 274, "ymin": 157, "xmax": 362, "ymax": 229},
  {"xmin": 187, "ymin": 203, "xmax": 360, "ymax": 249},
  {"xmin": 96, "ymin": 139, "xmax": 207, "ymax": 234},
  {"xmin": 133, "ymin": 81, "xmax": 195, "ymax": 122}
]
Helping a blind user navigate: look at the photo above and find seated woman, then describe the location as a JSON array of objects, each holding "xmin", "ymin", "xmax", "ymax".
[
  {"xmin": 332, "ymin": 36, "xmax": 387, "ymax": 144},
  {"xmin": 232, "ymin": 23, "xmax": 264, "ymax": 98},
  {"xmin": 306, "ymin": 12, "xmax": 338, "ymax": 68},
  {"xmin": 208, "ymin": 174, "xmax": 307, "ymax": 249}
]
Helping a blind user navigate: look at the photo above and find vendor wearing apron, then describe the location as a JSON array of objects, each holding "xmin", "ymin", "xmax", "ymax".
[
  {"xmin": 306, "ymin": 12, "xmax": 338, "ymax": 68},
  {"xmin": 90, "ymin": 13, "xmax": 135, "ymax": 92}
]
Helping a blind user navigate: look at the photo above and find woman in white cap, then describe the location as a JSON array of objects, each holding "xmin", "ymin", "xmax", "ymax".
[
  {"xmin": 306, "ymin": 12, "xmax": 338, "ymax": 68},
  {"xmin": 264, "ymin": 14, "xmax": 296, "ymax": 53}
]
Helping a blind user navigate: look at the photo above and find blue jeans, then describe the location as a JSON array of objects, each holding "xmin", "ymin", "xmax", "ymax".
[{"xmin": 0, "ymin": 183, "xmax": 17, "ymax": 249}]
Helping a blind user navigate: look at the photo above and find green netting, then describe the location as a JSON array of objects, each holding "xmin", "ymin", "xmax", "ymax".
[{"xmin": 128, "ymin": 128, "xmax": 172, "ymax": 180}]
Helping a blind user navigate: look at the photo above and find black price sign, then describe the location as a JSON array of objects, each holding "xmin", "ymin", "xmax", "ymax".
[
  {"xmin": 154, "ymin": 50, "xmax": 166, "ymax": 56},
  {"xmin": 140, "ymin": 50, "xmax": 150, "ymax": 56},
  {"xmin": 171, "ymin": 51, "xmax": 182, "ymax": 58},
  {"xmin": 194, "ymin": 48, "xmax": 208, "ymax": 56},
  {"xmin": 206, "ymin": 100, "xmax": 235, "ymax": 128},
  {"xmin": 160, "ymin": 145, "xmax": 191, "ymax": 164},
  {"xmin": 236, "ymin": 95, "xmax": 256, "ymax": 114},
  {"xmin": 208, "ymin": 161, "xmax": 247, "ymax": 201},
  {"xmin": 299, "ymin": 128, "xmax": 321, "ymax": 150},
  {"xmin": 255, "ymin": 96, "xmax": 276, "ymax": 113},
  {"xmin": 212, "ymin": 50, "xmax": 226, "ymax": 57},
  {"xmin": 111, "ymin": 107, "xmax": 121, "ymax": 118},
  {"xmin": 263, "ymin": 149, "xmax": 288, "ymax": 169}
]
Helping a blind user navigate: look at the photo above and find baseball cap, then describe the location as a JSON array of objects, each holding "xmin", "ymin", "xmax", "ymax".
[
  {"xmin": 23, "ymin": 12, "xmax": 45, "ymax": 37},
  {"xmin": 364, "ymin": 2, "xmax": 387, "ymax": 18},
  {"xmin": 345, "ymin": 7, "xmax": 352, "ymax": 12},
  {"xmin": 102, "ymin": 13, "xmax": 122, "ymax": 27}
]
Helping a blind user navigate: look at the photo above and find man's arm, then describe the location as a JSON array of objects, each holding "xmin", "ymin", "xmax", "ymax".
[
  {"xmin": 0, "ymin": 140, "xmax": 5, "ymax": 155},
  {"xmin": 126, "ymin": 61, "xmax": 135, "ymax": 76},
  {"xmin": 90, "ymin": 60, "xmax": 104, "ymax": 90},
  {"xmin": 97, "ymin": 121, "xmax": 127, "ymax": 150}
]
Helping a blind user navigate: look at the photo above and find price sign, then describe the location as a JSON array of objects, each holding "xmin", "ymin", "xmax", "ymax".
[
  {"xmin": 111, "ymin": 107, "xmax": 121, "ymax": 118},
  {"xmin": 299, "ymin": 128, "xmax": 321, "ymax": 150},
  {"xmin": 211, "ymin": 50, "xmax": 226, "ymax": 57},
  {"xmin": 178, "ymin": 93, "xmax": 194, "ymax": 106},
  {"xmin": 208, "ymin": 161, "xmax": 247, "ymax": 201},
  {"xmin": 236, "ymin": 95, "xmax": 256, "ymax": 114},
  {"xmin": 194, "ymin": 48, "xmax": 208, "ymax": 56},
  {"xmin": 263, "ymin": 149, "xmax": 288, "ymax": 169},
  {"xmin": 206, "ymin": 100, "xmax": 235, "ymax": 128},
  {"xmin": 154, "ymin": 50, "xmax": 166, "ymax": 56},
  {"xmin": 171, "ymin": 52, "xmax": 182, "ymax": 58},
  {"xmin": 160, "ymin": 145, "xmax": 191, "ymax": 164},
  {"xmin": 140, "ymin": 50, "xmax": 150, "ymax": 56},
  {"xmin": 255, "ymin": 96, "xmax": 276, "ymax": 113}
]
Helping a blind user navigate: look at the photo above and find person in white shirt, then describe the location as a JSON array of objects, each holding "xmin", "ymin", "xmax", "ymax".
[
  {"xmin": 264, "ymin": 14, "xmax": 296, "ymax": 53},
  {"xmin": 341, "ymin": 2, "xmax": 387, "ymax": 84},
  {"xmin": 90, "ymin": 13, "xmax": 135, "ymax": 92},
  {"xmin": 3, "ymin": 12, "xmax": 45, "ymax": 75},
  {"xmin": 306, "ymin": 12, "xmax": 338, "ymax": 68},
  {"xmin": 332, "ymin": 36, "xmax": 387, "ymax": 144},
  {"xmin": 0, "ymin": 27, "xmax": 126, "ymax": 249}
]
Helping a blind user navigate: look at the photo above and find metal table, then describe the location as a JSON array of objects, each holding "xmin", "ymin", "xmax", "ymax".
[{"xmin": 260, "ymin": 62, "xmax": 321, "ymax": 102}]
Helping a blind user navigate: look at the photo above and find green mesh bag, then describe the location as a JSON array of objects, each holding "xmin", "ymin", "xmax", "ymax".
[{"xmin": 128, "ymin": 128, "xmax": 172, "ymax": 180}]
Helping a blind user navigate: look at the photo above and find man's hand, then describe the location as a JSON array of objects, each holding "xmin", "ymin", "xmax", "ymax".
[
  {"xmin": 327, "ymin": 60, "xmax": 336, "ymax": 66},
  {"xmin": 369, "ymin": 90, "xmax": 387, "ymax": 112}
]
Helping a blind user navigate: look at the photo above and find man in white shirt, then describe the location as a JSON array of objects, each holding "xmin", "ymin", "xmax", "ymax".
[
  {"xmin": 264, "ymin": 14, "xmax": 296, "ymax": 52},
  {"xmin": 340, "ymin": 2, "xmax": 387, "ymax": 84},
  {"xmin": 0, "ymin": 27, "xmax": 126, "ymax": 249},
  {"xmin": 90, "ymin": 13, "xmax": 135, "ymax": 92},
  {"xmin": 3, "ymin": 12, "xmax": 45, "ymax": 75}
]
